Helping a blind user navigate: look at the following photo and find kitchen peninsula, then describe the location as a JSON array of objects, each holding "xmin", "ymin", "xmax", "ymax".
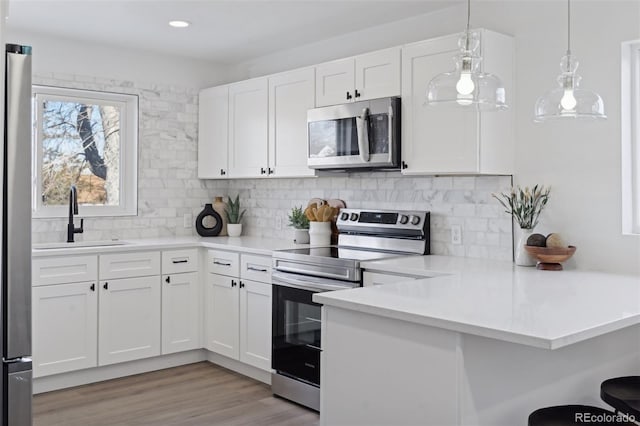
[{"xmin": 314, "ymin": 256, "xmax": 640, "ymax": 426}]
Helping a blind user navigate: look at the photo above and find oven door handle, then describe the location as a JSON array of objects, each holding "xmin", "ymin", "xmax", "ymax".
[
  {"xmin": 274, "ymin": 264, "xmax": 351, "ymax": 282},
  {"xmin": 272, "ymin": 271, "xmax": 356, "ymax": 293}
]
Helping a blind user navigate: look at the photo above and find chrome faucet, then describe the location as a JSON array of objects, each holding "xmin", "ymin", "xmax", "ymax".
[{"xmin": 67, "ymin": 185, "xmax": 84, "ymax": 243}]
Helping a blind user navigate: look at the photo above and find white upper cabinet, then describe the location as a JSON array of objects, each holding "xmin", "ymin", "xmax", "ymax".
[
  {"xmin": 354, "ymin": 48, "xmax": 402, "ymax": 102},
  {"xmin": 268, "ymin": 68, "xmax": 316, "ymax": 178},
  {"xmin": 315, "ymin": 58, "xmax": 356, "ymax": 107},
  {"xmin": 228, "ymin": 77, "xmax": 269, "ymax": 178},
  {"xmin": 401, "ymin": 30, "xmax": 514, "ymax": 175},
  {"xmin": 315, "ymin": 47, "xmax": 401, "ymax": 107},
  {"xmin": 198, "ymin": 85, "xmax": 229, "ymax": 179}
]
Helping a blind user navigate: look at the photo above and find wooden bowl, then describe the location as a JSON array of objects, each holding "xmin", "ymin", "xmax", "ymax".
[{"xmin": 524, "ymin": 245, "xmax": 577, "ymax": 270}]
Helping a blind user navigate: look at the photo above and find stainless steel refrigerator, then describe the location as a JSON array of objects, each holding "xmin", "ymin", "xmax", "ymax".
[{"xmin": 1, "ymin": 44, "xmax": 32, "ymax": 426}]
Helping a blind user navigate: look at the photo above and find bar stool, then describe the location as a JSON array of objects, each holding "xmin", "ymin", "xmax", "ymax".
[
  {"xmin": 601, "ymin": 376, "xmax": 640, "ymax": 419},
  {"xmin": 528, "ymin": 405, "xmax": 636, "ymax": 425}
]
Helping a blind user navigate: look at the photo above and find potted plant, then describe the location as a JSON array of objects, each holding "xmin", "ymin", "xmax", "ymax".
[
  {"xmin": 493, "ymin": 185, "xmax": 551, "ymax": 266},
  {"xmin": 288, "ymin": 206, "xmax": 310, "ymax": 244},
  {"xmin": 224, "ymin": 194, "xmax": 246, "ymax": 237}
]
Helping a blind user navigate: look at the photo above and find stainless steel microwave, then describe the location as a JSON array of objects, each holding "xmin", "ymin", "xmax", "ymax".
[{"xmin": 307, "ymin": 97, "xmax": 400, "ymax": 170}]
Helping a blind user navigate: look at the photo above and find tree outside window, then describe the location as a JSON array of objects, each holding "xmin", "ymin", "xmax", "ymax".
[{"xmin": 33, "ymin": 86, "xmax": 138, "ymax": 218}]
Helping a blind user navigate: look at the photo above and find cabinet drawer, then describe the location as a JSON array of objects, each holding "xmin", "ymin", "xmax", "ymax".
[
  {"xmin": 240, "ymin": 254, "xmax": 272, "ymax": 284},
  {"xmin": 207, "ymin": 250, "xmax": 240, "ymax": 277},
  {"xmin": 32, "ymin": 255, "xmax": 98, "ymax": 286},
  {"xmin": 99, "ymin": 251, "xmax": 161, "ymax": 280},
  {"xmin": 162, "ymin": 249, "xmax": 199, "ymax": 274}
]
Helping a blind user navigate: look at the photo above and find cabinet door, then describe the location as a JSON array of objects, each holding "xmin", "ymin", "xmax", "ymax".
[
  {"xmin": 228, "ymin": 78, "xmax": 269, "ymax": 178},
  {"xmin": 401, "ymin": 35, "xmax": 479, "ymax": 174},
  {"xmin": 204, "ymin": 274, "xmax": 239, "ymax": 360},
  {"xmin": 355, "ymin": 47, "xmax": 401, "ymax": 101},
  {"xmin": 268, "ymin": 68, "xmax": 316, "ymax": 178},
  {"xmin": 198, "ymin": 85, "xmax": 229, "ymax": 179},
  {"xmin": 161, "ymin": 272, "xmax": 200, "ymax": 355},
  {"xmin": 98, "ymin": 276, "xmax": 161, "ymax": 366},
  {"xmin": 315, "ymin": 58, "xmax": 355, "ymax": 107},
  {"xmin": 32, "ymin": 282, "xmax": 98, "ymax": 377},
  {"xmin": 239, "ymin": 280, "xmax": 272, "ymax": 371}
]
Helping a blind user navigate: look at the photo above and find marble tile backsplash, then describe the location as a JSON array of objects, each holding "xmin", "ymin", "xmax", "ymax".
[
  {"xmin": 31, "ymin": 73, "xmax": 227, "ymax": 243},
  {"xmin": 223, "ymin": 174, "xmax": 514, "ymax": 261},
  {"xmin": 31, "ymin": 74, "xmax": 513, "ymax": 261}
]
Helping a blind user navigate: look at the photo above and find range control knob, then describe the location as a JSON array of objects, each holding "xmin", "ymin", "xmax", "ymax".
[
  {"xmin": 398, "ymin": 215, "xmax": 409, "ymax": 225},
  {"xmin": 340, "ymin": 212, "xmax": 349, "ymax": 221},
  {"xmin": 350, "ymin": 213, "xmax": 359, "ymax": 222},
  {"xmin": 410, "ymin": 215, "xmax": 421, "ymax": 226}
]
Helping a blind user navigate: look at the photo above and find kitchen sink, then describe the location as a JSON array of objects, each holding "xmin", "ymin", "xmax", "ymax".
[{"xmin": 33, "ymin": 240, "xmax": 130, "ymax": 250}]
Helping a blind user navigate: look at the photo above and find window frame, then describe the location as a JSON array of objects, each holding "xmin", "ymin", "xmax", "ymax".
[
  {"xmin": 32, "ymin": 85, "xmax": 138, "ymax": 218},
  {"xmin": 622, "ymin": 40, "xmax": 640, "ymax": 235}
]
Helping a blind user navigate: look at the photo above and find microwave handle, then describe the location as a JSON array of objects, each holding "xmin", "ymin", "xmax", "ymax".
[
  {"xmin": 356, "ymin": 107, "xmax": 370, "ymax": 162},
  {"xmin": 387, "ymin": 104, "xmax": 394, "ymax": 163}
]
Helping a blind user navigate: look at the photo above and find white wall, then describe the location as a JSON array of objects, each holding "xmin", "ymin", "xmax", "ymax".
[
  {"xmin": 235, "ymin": 1, "xmax": 640, "ymax": 275},
  {"xmin": 4, "ymin": 29, "xmax": 233, "ymax": 89}
]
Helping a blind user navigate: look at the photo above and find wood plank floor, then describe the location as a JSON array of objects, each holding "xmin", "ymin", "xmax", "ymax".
[{"xmin": 34, "ymin": 362, "xmax": 319, "ymax": 426}]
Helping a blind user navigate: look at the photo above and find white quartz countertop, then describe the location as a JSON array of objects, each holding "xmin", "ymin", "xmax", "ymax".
[
  {"xmin": 314, "ymin": 255, "xmax": 640, "ymax": 350},
  {"xmin": 31, "ymin": 235, "xmax": 302, "ymax": 257}
]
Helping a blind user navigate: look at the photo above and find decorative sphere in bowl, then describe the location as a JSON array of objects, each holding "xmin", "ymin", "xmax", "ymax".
[{"xmin": 524, "ymin": 245, "xmax": 576, "ymax": 270}]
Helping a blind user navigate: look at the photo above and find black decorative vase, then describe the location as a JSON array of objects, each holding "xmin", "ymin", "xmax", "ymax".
[{"xmin": 195, "ymin": 203, "xmax": 223, "ymax": 237}]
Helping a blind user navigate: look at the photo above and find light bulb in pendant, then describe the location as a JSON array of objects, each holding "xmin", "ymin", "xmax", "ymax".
[
  {"xmin": 560, "ymin": 88, "xmax": 577, "ymax": 110},
  {"xmin": 456, "ymin": 72, "xmax": 475, "ymax": 95}
]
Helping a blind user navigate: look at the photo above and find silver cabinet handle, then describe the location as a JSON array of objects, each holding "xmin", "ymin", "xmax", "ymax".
[
  {"xmin": 213, "ymin": 260, "xmax": 231, "ymax": 266},
  {"xmin": 247, "ymin": 265, "xmax": 268, "ymax": 273}
]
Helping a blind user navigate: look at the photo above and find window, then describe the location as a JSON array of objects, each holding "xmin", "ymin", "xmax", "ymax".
[
  {"xmin": 622, "ymin": 41, "xmax": 639, "ymax": 234},
  {"xmin": 32, "ymin": 86, "xmax": 138, "ymax": 218}
]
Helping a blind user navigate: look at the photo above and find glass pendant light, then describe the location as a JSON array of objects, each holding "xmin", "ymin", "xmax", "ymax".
[
  {"xmin": 425, "ymin": 0, "xmax": 508, "ymax": 111},
  {"xmin": 534, "ymin": 0, "xmax": 606, "ymax": 121}
]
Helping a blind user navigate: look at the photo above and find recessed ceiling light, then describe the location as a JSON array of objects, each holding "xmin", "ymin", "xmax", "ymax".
[{"xmin": 169, "ymin": 20, "xmax": 190, "ymax": 28}]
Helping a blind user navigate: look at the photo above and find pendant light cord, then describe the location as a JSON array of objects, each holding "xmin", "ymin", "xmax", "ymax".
[
  {"xmin": 465, "ymin": 0, "xmax": 471, "ymax": 50},
  {"xmin": 567, "ymin": 0, "xmax": 571, "ymax": 56}
]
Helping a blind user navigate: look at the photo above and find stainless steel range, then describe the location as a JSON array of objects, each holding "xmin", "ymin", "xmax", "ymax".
[{"xmin": 271, "ymin": 208, "xmax": 430, "ymax": 411}]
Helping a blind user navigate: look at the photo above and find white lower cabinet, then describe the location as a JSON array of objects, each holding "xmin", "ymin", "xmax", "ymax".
[
  {"xmin": 205, "ymin": 274, "xmax": 240, "ymax": 359},
  {"xmin": 205, "ymin": 271, "xmax": 272, "ymax": 372},
  {"xmin": 32, "ymin": 247, "xmax": 273, "ymax": 382},
  {"xmin": 161, "ymin": 272, "xmax": 200, "ymax": 354},
  {"xmin": 98, "ymin": 276, "xmax": 161, "ymax": 366},
  {"xmin": 32, "ymin": 281, "xmax": 98, "ymax": 378},
  {"xmin": 239, "ymin": 279, "xmax": 272, "ymax": 371}
]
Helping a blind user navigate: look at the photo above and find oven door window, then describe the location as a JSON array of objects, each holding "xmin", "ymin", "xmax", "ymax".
[
  {"xmin": 272, "ymin": 285, "xmax": 322, "ymax": 387},
  {"xmin": 308, "ymin": 118, "xmax": 358, "ymax": 158}
]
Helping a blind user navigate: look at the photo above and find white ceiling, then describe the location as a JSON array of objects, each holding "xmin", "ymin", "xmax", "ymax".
[{"xmin": 6, "ymin": 0, "xmax": 460, "ymax": 64}]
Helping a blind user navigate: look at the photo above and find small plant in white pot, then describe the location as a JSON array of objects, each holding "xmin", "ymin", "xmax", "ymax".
[
  {"xmin": 288, "ymin": 206, "xmax": 310, "ymax": 244},
  {"xmin": 224, "ymin": 194, "xmax": 246, "ymax": 237}
]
